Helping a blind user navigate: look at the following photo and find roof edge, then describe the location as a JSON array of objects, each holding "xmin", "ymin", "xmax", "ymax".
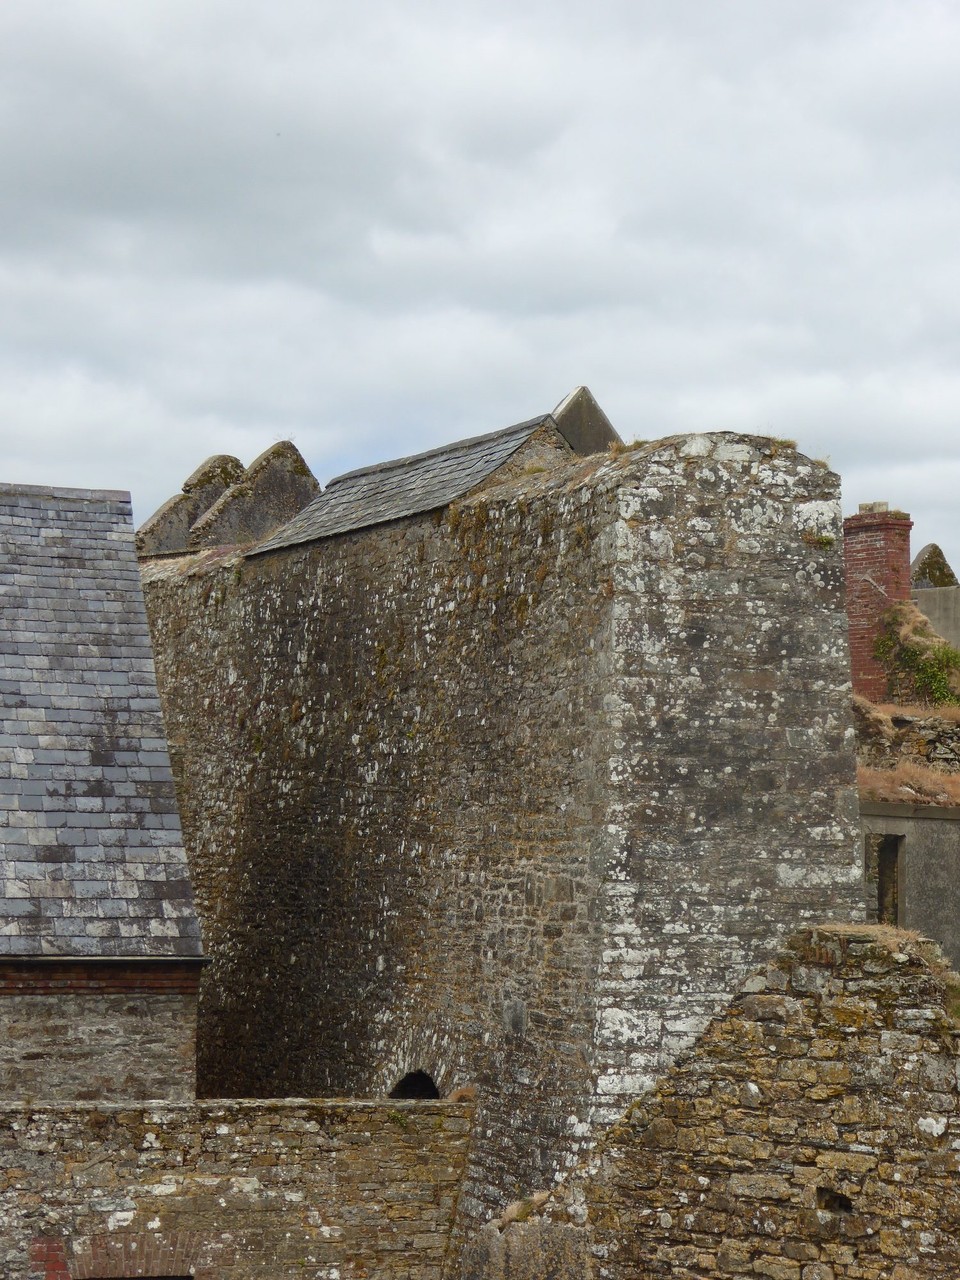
[{"xmin": 0, "ymin": 481, "xmax": 131, "ymax": 502}]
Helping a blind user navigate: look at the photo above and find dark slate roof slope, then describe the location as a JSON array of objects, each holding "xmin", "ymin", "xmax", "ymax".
[
  {"xmin": 0, "ymin": 482, "xmax": 203, "ymax": 957},
  {"xmin": 251, "ymin": 414, "xmax": 554, "ymax": 556}
]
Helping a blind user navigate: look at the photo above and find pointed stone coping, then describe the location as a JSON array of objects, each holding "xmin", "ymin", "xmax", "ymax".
[
  {"xmin": 0, "ymin": 481, "xmax": 203, "ymax": 958},
  {"xmin": 912, "ymin": 543, "xmax": 959, "ymax": 589},
  {"xmin": 551, "ymin": 386, "xmax": 622, "ymax": 455}
]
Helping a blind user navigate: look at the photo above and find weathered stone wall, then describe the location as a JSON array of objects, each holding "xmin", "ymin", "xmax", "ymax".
[
  {"xmin": 853, "ymin": 700, "xmax": 960, "ymax": 773},
  {"xmin": 465, "ymin": 927, "xmax": 960, "ymax": 1280},
  {"xmin": 0, "ymin": 1098, "xmax": 472, "ymax": 1279},
  {"xmin": 143, "ymin": 460, "xmax": 616, "ymax": 1223},
  {"xmin": 0, "ymin": 962, "xmax": 198, "ymax": 1103},
  {"xmin": 140, "ymin": 432, "xmax": 861, "ymax": 1224},
  {"xmin": 587, "ymin": 434, "xmax": 860, "ymax": 1127}
]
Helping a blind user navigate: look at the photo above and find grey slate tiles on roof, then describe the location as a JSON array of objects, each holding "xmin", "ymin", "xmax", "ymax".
[
  {"xmin": 250, "ymin": 414, "xmax": 553, "ymax": 556},
  {"xmin": 0, "ymin": 482, "xmax": 203, "ymax": 958}
]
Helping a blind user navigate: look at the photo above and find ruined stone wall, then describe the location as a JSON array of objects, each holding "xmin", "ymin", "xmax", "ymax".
[
  {"xmin": 0, "ymin": 963, "xmax": 198, "ymax": 1103},
  {"xmin": 143, "ymin": 464, "xmax": 616, "ymax": 1224},
  {"xmin": 464, "ymin": 928, "xmax": 960, "ymax": 1280},
  {"xmin": 0, "ymin": 1098, "xmax": 472, "ymax": 1279},
  {"xmin": 141, "ymin": 432, "xmax": 861, "ymax": 1226}
]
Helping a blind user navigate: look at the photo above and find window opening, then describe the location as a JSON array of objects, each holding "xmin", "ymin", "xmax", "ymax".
[
  {"xmin": 389, "ymin": 1070, "xmax": 440, "ymax": 1099},
  {"xmin": 864, "ymin": 833, "xmax": 901, "ymax": 925}
]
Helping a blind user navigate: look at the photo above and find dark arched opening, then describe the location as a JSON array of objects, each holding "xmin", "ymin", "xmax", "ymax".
[{"xmin": 389, "ymin": 1070, "xmax": 440, "ymax": 1099}]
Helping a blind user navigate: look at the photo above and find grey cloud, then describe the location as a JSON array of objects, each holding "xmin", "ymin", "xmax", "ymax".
[{"xmin": 0, "ymin": 0, "xmax": 959, "ymax": 569}]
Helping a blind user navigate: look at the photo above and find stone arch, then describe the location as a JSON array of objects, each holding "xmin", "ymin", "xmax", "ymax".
[
  {"xmin": 389, "ymin": 1069, "xmax": 440, "ymax": 1099},
  {"xmin": 64, "ymin": 1231, "xmax": 204, "ymax": 1278}
]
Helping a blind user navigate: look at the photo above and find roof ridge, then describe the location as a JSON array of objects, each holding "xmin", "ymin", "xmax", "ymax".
[{"xmin": 325, "ymin": 415, "xmax": 552, "ymax": 487}]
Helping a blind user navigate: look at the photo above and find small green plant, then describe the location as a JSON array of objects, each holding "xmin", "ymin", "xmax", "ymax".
[{"xmin": 801, "ymin": 531, "xmax": 835, "ymax": 549}]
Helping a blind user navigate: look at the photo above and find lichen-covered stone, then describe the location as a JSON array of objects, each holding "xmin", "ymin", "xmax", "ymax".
[
  {"xmin": 187, "ymin": 441, "xmax": 320, "ymax": 549},
  {"xmin": 136, "ymin": 453, "xmax": 245, "ymax": 556}
]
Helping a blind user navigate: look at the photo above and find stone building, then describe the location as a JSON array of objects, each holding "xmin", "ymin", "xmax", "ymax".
[
  {"xmin": 843, "ymin": 503, "xmax": 960, "ymax": 969},
  {"xmin": 6, "ymin": 394, "xmax": 960, "ymax": 1278},
  {"xmin": 139, "ymin": 397, "xmax": 862, "ymax": 1229},
  {"xmin": 0, "ymin": 481, "xmax": 203, "ymax": 1104}
]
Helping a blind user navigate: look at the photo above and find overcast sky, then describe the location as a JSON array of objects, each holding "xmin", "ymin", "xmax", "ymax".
[{"xmin": 2, "ymin": 0, "xmax": 959, "ymax": 566}]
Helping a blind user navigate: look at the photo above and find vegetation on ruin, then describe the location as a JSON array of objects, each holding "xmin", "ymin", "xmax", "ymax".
[
  {"xmin": 873, "ymin": 600, "xmax": 960, "ymax": 706},
  {"xmin": 857, "ymin": 762, "xmax": 960, "ymax": 806}
]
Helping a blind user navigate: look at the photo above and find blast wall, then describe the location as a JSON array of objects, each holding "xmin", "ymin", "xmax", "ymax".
[{"xmin": 141, "ymin": 432, "xmax": 861, "ymax": 1224}]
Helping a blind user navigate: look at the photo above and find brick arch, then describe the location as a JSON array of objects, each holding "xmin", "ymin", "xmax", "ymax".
[{"xmin": 44, "ymin": 1232, "xmax": 206, "ymax": 1279}]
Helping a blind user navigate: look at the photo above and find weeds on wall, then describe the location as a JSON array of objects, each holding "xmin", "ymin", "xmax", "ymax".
[
  {"xmin": 874, "ymin": 601, "xmax": 960, "ymax": 706},
  {"xmin": 858, "ymin": 762, "xmax": 960, "ymax": 806}
]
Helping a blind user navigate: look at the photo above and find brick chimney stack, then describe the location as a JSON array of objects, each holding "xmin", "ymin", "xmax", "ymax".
[{"xmin": 843, "ymin": 502, "xmax": 913, "ymax": 701}]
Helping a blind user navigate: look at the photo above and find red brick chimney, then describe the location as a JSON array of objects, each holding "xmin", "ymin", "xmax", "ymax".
[{"xmin": 843, "ymin": 503, "xmax": 913, "ymax": 701}]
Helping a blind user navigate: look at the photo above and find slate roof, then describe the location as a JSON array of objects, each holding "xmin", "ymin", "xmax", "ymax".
[
  {"xmin": 0, "ymin": 483, "xmax": 203, "ymax": 957},
  {"xmin": 250, "ymin": 414, "xmax": 554, "ymax": 556}
]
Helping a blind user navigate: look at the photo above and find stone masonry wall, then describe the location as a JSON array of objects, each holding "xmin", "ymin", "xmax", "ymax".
[
  {"xmin": 143, "ymin": 460, "xmax": 616, "ymax": 1226},
  {"xmin": 0, "ymin": 1098, "xmax": 472, "ymax": 1279},
  {"xmin": 0, "ymin": 963, "xmax": 198, "ymax": 1102},
  {"xmin": 464, "ymin": 927, "xmax": 960, "ymax": 1280},
  {"xmin": 140, "ymin": 432, "xmax": 861, "ymax": 1227},
  {"xmin": 589, "ymin": 434, "xmax": 861, "ymax": 1129}
]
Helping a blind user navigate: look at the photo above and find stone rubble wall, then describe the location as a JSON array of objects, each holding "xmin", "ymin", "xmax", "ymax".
[
  {"xmin": 464, "ymin": 927, "xmax": 960, "ymax": 1280},
  {"xmin": 853, "ymin": 698, "xmax": 960, "ymax": 773},
  {"xmin": 0, "ymin": 1098, "xmax": 472, "ymax": 1280},
  {"xmin": 140, "ymin": 432, "xmax": 860, "ymax": 1228},
  {"xmin": 0, "ymin": 985, "xmax": 196, "ymax": 1103}
]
